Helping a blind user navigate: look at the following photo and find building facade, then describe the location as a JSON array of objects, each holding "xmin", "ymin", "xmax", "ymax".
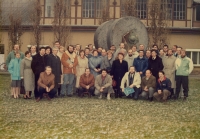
[{"xmin": 0, "ymin": 0, "xmax": 200, "ymax": 65}]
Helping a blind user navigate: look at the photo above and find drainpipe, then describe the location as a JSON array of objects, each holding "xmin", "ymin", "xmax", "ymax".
[{"xmin": 191, "ymin": 3, "xmax": 193, "ymax": 29}]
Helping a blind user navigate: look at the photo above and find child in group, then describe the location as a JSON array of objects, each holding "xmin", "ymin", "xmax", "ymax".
[{"xmin": 8, "ymin": 52, "xmax": 22, "ymax": 98}]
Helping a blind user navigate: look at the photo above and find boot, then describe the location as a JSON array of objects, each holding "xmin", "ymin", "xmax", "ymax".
[{"xmin": 149, "ymin": 97, "xmax": 153, "ymax": 102}]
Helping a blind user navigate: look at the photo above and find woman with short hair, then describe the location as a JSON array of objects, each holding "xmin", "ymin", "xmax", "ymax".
[
  {"xmin": 20, "ymin": 51, "xmax": 35, "ymax": 99},
  {"xmin": 8, "ymin": 53, "xmax": 22, "ymax": 98}
]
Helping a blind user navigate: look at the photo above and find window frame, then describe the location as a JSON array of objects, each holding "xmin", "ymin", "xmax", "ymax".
[
  {"xmin": 120, "ymin": 0, "xmax": 147, "ymax": 19},
  {"xmin": 82, "ymin": 0, "xmax": 109, "ymax": 19},
  {"xmin": 186, "ymin": 49, "xmax": 200, "ymax": 66},
  {"xmin": 45, "ymin": 0, "xmax": 71, "ymax": 18}
]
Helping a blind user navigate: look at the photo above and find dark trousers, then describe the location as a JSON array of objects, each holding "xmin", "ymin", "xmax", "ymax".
[
  {"xmin": 79, "ymin": 86, "xmax": 95, "ymax": 96},
  {"xmin": 34, "ymin": 74, "xmax": 40, "ymax": 98},
  {"xmin": 133, "ymin": 87, "xmax": 140, "ymax": 99},
  {"xmin": 38, "ymin": 87, "xmax": 57, "ymax": 99},
  {"xmin": 175, "ymin": 75, "xmax": 189, "ymax": 97}
]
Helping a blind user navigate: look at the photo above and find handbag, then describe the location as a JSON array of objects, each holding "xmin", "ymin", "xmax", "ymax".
[
  {"xmin": 112, "ymin": 79, "xmax": 117, "ymax": 87},
  {"xmin": 20, "ymin": 79, "xmax": 26, "ymax": 94}
]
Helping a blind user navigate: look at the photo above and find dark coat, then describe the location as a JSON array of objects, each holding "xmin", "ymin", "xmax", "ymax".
[
  {"xmin": 148, "ymin": 56, "xmax": 164, "ymax": 79},
  {"xmin": 31, "ymin": 53, "xmax": 46, "ymax": 75},
  {"xmin": 110, "ymin": 59, "xmax": 128, "ymax": 86},
  {"xmin": 157, "ymin": 77, "xmax": 171, "ymax": 92},
  {"xmin": 46, "ymin": 54, "xmax": 62, "ymax": 84}
]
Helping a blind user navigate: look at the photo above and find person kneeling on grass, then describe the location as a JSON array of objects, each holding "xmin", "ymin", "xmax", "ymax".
[
  {"xmin": 36, "ymin": 66, "xmax": 57, "ymax": 102},
  {"xmin": 94, "ymin": 69, "xmax": 114, "ymax": 100},
  {"xmin": 79, "ymin": 68, "xmax": 95, "ymax": 97},
  {"xmin": 140, "ymin": 70, "xmax": 156, "ymax": 101},
  {"xmin": 153, "ymin": 70, "xmax": 172, "ymax": 102},
  {"xmin": 120, "ymin": 66, "xmax": 141, "ymax": 100}
]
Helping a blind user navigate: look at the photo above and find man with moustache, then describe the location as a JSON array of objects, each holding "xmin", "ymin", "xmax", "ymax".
[
  {"xmin": 124, "ymin": 49, "xmax": 137, "ymax": 68},
  {"xmin": 60, "ymin": 45, "xmax": 78, "ymax": 97}
]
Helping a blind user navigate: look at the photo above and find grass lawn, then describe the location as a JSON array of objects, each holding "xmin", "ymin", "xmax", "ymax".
[{"xmin": 0, "ymin": 74, "xmax": 200, "ymax": 139}]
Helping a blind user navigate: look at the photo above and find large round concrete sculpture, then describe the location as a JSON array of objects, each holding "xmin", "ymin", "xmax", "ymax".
[
  {"xmin": 94, "ymin": 20, "xmax": 114, "ymax": 50},
  {"xmin": 94, "ymin": 16, "xmax": 148, "ymax": 50}
]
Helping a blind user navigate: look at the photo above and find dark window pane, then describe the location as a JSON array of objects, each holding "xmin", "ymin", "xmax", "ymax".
[
  {"xmin": 186, "ymin": 51, "xmax": 191, "ymax": 58},
  {"xmin": 196, "ymin": 5, "xmax": 200, "ymax": 21},
  {"xmin": 192, "ymin": 52, "xmax": 198, "ymax": 64}
]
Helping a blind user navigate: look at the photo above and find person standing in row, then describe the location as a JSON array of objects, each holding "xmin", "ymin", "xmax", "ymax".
[
  {"xmin": 60, "ymin": 45, "xmax": 78, "ymax": 97},
  {"xmin": 46, "ymin": 47, "xmax": 62, "ymax": 95},
  {"xmin": 8, "ymin": 53, "xmax": 22, "ymax": 99},
  {"xmin": 148, "ymin": 50, "xmax": 164, "ymax": 79},
  {"xmin": 30, "ymin": 45, "xmax": 37, "ymax": 56},
  {"xmin": 111, "ymin": 53, "xmax": 128, "ymax": 98},
  {"xmin": 57, "ymin": 46, "xmax": 65, "ymax": 96},
  {"xmin": 133, "ymin": 50, "xmax": 148, "ymax": 77},
  {"xmin": 6, "ymin": 44, "xmax": 24, "ymax": 69},
  {"xmin": 20, "ymin": 51, "xmax": 35, "ymax": 99},
  {"xmin": 101, "ymin": 50, "xmax": 114, "ymax": 74},
  {"xmin": 76, "ymin": 50, "xmax": 88, "ymax": 90},
  {"xmin": 31, "ymin": 47, "xmax": 46, "ymax": 99},
  {"xmin": 89, "ymin": 50, "xmax": 102, "ymax": 77},
  {"xmin": 124, "ymin": 49, "xmax": 136, "ymax": 68},
  {"xmin": 163, "ymin": 49, "xmax": 176, "ymax": 98},
  {"xmin": 174, "ymin": 49, "xmax": 193, "ymax": 100}
]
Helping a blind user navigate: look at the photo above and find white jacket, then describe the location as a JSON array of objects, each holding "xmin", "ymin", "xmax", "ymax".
[{"xmin": 120, "ymin": 72, "xmax": 141, "ymax": 89}]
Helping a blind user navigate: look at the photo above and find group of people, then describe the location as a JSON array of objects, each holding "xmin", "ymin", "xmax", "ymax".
[{"xmin": 6, "ymin": 42, "xmax": 194, "ymax": 102}]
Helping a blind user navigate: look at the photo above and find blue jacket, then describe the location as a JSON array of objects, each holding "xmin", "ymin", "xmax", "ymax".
[
  {"xmin": 8, "ymin": 58, "xmax": 22, "ymax": 80},
  {"xmin": 133, "ymin": 57, "xmax": 148, "ymax": 75},
  {"xmin": 157, "ymin": 77, "xmax": 171, "ymax": 92}
]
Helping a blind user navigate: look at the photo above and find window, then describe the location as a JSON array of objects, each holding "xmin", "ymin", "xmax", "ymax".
[
  {"xmin": 186, "ymin": 49, "xmax": 200, "ymax": 66},
  {"xmin": 195, "ymin": 5, "xmax": 200, "ymax": 21},
  {"xmin": 160, "ymin": 0, "xmax": 186, "ymax": 20},
  {"xmin": 161, "ymin": 0, "xmax": 172, "ymax": 19},
  {"xmin": 45, "ymin": 0, "xmax": 70, "ymax": 17},
  {"xmin": 82, "ymin": 0, "xmax": 109, "ymax": 18},
  {"xmin": 136, "ymin": 0, "xmax": 147, "ymax": 19},
  {"xmin": 121, "ymin": 0, "xmax": 147, "ymax": 19},
  {"xmin": 173, "ymin": 0, "xmax": 186, "ymax": 20}
]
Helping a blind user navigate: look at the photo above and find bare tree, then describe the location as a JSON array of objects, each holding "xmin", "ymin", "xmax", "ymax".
[
  {"xmin": 121, "ymin": 0, "xmax": 137, "ymax": 17},
  {"xmin": 52, "ymin": 0, "xmax": 71, "ymax": 47},
  {"xmin": 8, "ymin": 7, "xmax": 23, "ymax": 51},
  {"xmin": 99, "ymin": 0, "xmax": 110, "ymax": 24},
  {"xmin": 30, "ymin": 0, "xmax": 42, "ymax": 50},
  {"xmin": 148, "ymin": 0, "xmax": 170, "ymax": 49}
]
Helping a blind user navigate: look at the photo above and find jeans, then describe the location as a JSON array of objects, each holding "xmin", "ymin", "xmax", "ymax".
[
  {"xmin": 38, "ymin": 87, "xmax": 57, "ymax": 98},
  {"xmin": 61, "ymin": 74, "xmax": 75, "ymax": 95}
]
